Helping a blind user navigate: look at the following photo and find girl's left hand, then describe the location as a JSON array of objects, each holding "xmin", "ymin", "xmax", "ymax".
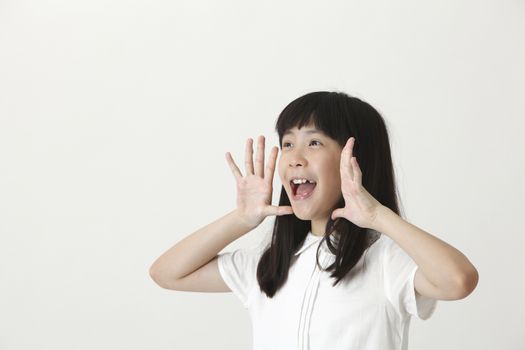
[{"xmin": 330, "ymin": 137, "xmax": 384, "ymax": 229}]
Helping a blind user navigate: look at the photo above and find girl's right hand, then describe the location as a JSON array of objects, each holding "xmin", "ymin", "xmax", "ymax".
[{"xmin": 225, "ymin": 135, "xmax": 294, "ymax": 229}]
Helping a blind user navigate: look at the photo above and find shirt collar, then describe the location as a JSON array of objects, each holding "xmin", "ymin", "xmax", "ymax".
[
  {"xmin": 292, "ymin": 229, "xmax": 380, "ymax": 256},
  {"xmin": 294, "ymin": 231, "xmax": 337, "ymax": 256}
]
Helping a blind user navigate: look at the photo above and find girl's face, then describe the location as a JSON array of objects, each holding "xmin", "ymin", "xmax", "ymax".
[{"xmin": 278, "ymin": 123, "xmax": 344, "ymax": 223}]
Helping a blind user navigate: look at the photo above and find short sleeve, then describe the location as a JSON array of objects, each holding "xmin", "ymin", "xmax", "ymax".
[
  {"xmin": 217, "ymin": 241, "xmax": 265, "ymax": 309},
  {"xmin": 382, "ymin": 236, "xmax": 438, "ymax": 320}
]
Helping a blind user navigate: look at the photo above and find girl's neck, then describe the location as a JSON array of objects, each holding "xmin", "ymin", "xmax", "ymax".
[{"xmin": 310, "ymin": 217, "xmax": 329, "ymax": 236}]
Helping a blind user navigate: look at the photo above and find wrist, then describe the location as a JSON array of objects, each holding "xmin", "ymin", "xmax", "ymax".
[
  {"xmin": 370, "ymin": 205, "xmax": 394, "ymax": 232},
  {"xmin": 231, "ymin": 209, "xmax": 259, "ymax": 232}
]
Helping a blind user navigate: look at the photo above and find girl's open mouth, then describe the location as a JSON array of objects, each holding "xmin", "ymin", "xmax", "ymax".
[{"xmin": 290, "ymin": 180, "xmax": 317, "ymax": 201}]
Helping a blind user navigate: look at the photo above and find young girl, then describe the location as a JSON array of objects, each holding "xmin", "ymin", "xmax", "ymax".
[{"xmin": 149, "ymin": 91, "xmax": 479, "ymax": 350}]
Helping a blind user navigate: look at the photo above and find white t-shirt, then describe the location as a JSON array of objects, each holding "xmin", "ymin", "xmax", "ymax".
[{"xmin": 217, "ymin": 229, "xmax": 438, "ymax": 350}]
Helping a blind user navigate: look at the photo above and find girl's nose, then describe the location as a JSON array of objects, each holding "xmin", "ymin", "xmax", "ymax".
[{"xmin": 289, "ymin": 157, "xmax": 307, "ymax": 167}]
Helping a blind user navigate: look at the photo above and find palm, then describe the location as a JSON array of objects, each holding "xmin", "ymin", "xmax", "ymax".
[
  {"xmin": 331, "ymin": 137, "xmax": 382, "ymax": 229},
  {"xmin": 236, "ymin": 174, "xmax": 272, "ymax": 216},
  {"xmin": 226, "ymin": 135, "xmax": 294, "ymax": 227}
]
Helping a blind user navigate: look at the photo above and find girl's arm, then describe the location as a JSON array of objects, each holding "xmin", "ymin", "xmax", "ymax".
[
  {"xmin": 150, "ymin": 136, "xmax": 293, "ymax": 291},
  {"xmin": 330, "ymin": 137, "xmax": 478, "ymax": 300},
  {"xmin": 373, "ymin": 205, "xmax": 479, "ymax": 300},
  {"xmin": 149, "ymin": 209, "xmax": 255, "ymax": 290}
]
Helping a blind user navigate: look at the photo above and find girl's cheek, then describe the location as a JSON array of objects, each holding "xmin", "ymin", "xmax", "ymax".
[{"xmin": 277, "ymin": 160, "xmax": 285, "ymax": 178}]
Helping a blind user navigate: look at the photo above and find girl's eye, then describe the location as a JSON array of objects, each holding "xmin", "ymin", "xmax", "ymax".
[{"xmin": 282, "ymin": 140, "xmax": 322, "ymax": 149}]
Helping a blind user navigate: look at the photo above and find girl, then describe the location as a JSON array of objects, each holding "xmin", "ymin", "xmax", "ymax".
[{"xmin": 149, "ymin": 91, "xmax": 479, "ymax": 350}]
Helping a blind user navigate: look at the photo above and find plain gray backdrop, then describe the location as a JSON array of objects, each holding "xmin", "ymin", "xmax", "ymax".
[{"xmin": 1, "ymin": 0, "xmax": 524, "ymax": 349}]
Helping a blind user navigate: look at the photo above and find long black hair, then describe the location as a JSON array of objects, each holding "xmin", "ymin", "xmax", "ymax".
[{"xmin": 256, "ymin": 91, "xmax": 402, "ymax": 298}]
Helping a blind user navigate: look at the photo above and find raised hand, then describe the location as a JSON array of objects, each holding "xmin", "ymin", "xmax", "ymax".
[
  {"xmin": 225, "ymin": 135, "xmax": 294, "ymax": 228},
  {"xmin": 330, "ymin": 137, "xmax": 383, "ymax": 229}
]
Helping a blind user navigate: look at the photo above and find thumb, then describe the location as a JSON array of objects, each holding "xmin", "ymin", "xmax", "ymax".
[
  {"xmin": 331, "ymin": 208, "xmax": 344, "ymax": 221},
  {"xmin": 267, "ymin": 205, "xmax": 294, "ymax": 216}
]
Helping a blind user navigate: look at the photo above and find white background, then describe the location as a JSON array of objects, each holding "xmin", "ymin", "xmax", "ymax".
[{"xmin": 1, "ymin": 0, "xmax": 524, "ymax": 349}]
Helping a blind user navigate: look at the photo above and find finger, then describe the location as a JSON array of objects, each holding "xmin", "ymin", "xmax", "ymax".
[
  {"xmin": 225, "ymin": 152, "xmax": 243, "ymax": 181},
  {"xmin": 255, "ymin": 135, "xmax": 265, "ymax": 177},
  {"xmin": 265, "ymin": 205, "xmax": 294, "ymax": 217},
  {"xmin": 352, "ymin": 157, "xmax": 362, "ymax": 185},
  {"xmin": 341, "ymin": 138, "xmax": 354, "ymax": 181},
  {"xmin": 245, "ymin": 138, "xmax": 254, "ymax": 175},
  {"xmin": 264, "ymin": 146, "xmax": 278, "ymax": 187},
  {"xmin": 331, "ymin": 208, "xmax": 344, "ymax": 220}
]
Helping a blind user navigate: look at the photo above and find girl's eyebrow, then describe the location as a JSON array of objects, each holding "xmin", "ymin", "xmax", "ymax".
[{"xmin": 283, "ymin": 129, "xmax": 322, "ymax": 136}]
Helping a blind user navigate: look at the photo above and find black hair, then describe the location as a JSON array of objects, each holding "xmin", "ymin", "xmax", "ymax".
[{"xmin": 256, "ymin": 90, "xmax": 402, "ymax": 298}]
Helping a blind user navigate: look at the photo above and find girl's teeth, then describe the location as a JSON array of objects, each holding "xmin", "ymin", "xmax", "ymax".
[{"xmin": 292, "ymin": 179, "xmax": 315, "ymax": 184}]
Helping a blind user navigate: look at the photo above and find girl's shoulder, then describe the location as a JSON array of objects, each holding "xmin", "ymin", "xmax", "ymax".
[
  {"xmin": 362, "ymin": 228, "xmax": 406, "ymax": 265},
  {"xmin": 364, "ymin": 228, "xmax": 383, "ymax": 250},
  {"xmin": 368, "ymin": 228, "xmax": 403, "ymax": 246}
]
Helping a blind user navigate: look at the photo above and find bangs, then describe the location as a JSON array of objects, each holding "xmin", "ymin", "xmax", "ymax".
[{"xmin": 275, "ymin": 91, "xmax": 349, "ymax": 148}]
